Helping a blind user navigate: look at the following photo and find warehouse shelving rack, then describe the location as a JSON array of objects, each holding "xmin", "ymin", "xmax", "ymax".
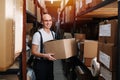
[
  {"xmin": 21, "ymin": 0, "xmax": 46, "ymax": 80},
  {"xmin": 59, "ymin": 0, "xmax": 119, "ymax": 80}
]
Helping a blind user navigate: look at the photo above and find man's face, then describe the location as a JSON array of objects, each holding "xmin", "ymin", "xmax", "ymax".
[{"xmin": 42, "ymin": 14, "xmax": 52, "ymax": 29}]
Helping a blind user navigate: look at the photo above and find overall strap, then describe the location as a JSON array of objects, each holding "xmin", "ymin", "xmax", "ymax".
[
  {"xmin": 38, "ymin": 31, "xmax": 43, "ymax": 53},
  {"xmin": 38, "ymin": 30, "xmax": 55, "ymax": 53},
  {"xmin": 51, "ymin": 31, "xmax": 55, "ymax": 39}
]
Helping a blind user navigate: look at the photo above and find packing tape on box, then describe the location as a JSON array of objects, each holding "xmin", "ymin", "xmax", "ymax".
[{"xmin": 91, "ymin": 57, "xmax": 100, "ymax": 77}]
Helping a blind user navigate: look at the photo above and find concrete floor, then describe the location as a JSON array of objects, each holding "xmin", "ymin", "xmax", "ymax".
[
  {"xmin": 0, "ymin": 60, "xmax": 67, "ymax": 80},
  {"xmin": 54, "ymin": 60, "xmax": 67, "ymax": 80}
]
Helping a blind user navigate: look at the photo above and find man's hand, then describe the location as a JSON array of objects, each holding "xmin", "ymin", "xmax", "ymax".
[{"xmin": 43, "ymin": 53, "xmax": 56, "ymax": 61}]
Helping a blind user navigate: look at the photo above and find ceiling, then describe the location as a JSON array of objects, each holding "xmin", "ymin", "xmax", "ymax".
[
  {"xmin": 45, "ymin": 0, "xmax": 61, "ymax": 21},
  {"xmin": 44, "ymin": 0, "xmax": 118, "ymax": 22}
]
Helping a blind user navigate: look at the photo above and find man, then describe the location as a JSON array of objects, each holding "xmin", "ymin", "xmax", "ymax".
[{"xmin": 32, "ymin": 13, "xmax": 56, "ymax": 80}]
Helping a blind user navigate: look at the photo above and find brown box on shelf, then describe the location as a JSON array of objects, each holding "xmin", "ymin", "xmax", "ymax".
[
  {"xmin": 37, "ymin": 6, "xmax": 41, "ymax": 22},
  {"xmin": 88, "ymin": 0, "xmax": 103, "ymax": 7},
  {"xmin": 79, "ymin": 0, "xmax": 86, "ymax": 13},
  {"xmin": 0, "ymin": 0, "xmax": 17, "ymax": 71},
  {"xmin": 84, "ymin": 40, "xmax": 98, "ymax": 58},
  {"xmin": 26, "ymin": 23, "xmax": 33, "ymax": 34},
  {"xmin": 100, "ymin": 65, "xmax": 116, "ymax": 80},
  {"xmin": 44, "ymin": 38, "xmax": 77, "ymax": 60},
  {"xmin": 97, "ymin": 42, "xmax": 117, "ymax": 71},
  {"xmin": 74, "ymin": 33, "xmax": 86, "ymax": 42},
  {"xmin": 84, "ymin": 58, "xmax": 93, "ymax": 67},
  {"xmin": 99, "ymin": 19, "xmax": 118, "ymax": 45},
  {"xmin": 85, "ymin": 0, "xmax": 93, "ymax": 9},
  {"xmin": 26, "ymin": 0, "xmax": 35, "ymax": 15}
]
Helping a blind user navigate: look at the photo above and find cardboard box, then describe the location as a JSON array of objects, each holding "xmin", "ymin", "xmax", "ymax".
[
  {"xmin": 100, "ymin": 65, "xmax": 116, "ymax": 80},
  {"xmin": 79, "ymin": 0, "xmax": 86, "ymax": 13},
  {"xmin": 84, "ymin": 40, "xmax": 98, "ymax": 58},
  {"xmin": 74, "ymin": 33, "xmax": 86, "ymax": 42},
  {"xmin": 26, "ymin": 0, "xmax": 35, "ymax": 15},
  {"xmin": 98, "ymin": 43, "xmax": 117, "ymax": 71},
  {"xmin": 84, "ymin": 58, "xmax": 93, "ymax": 67},
  {"xmin": 0, "ymin": 0, "xmax": 15, "ymax": 71},
  {"xmin": 88, "ymin": 0, "xmax": 103, "ymax": 7},
  {"xmin": 37, "ymin": 6, "xmax": 41, "ymax": 22},
  {"xmin": 44, "ymin": 38, "xmax": 77, "ymax": 59},
  {"xmin": 85, "ymin": 0, "xmax": 92, "ymax": 9},
  {"xmin": 14, "ymin": 0, "xmax": 23, "ymax": 55},
  {"xmin": 99, "ymin": 19, "xmax": 118, "ymax": 45}
]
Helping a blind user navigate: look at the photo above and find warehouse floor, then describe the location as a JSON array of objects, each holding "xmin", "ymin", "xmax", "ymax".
[
  {"xmin": 54, "ymin": 60, "xmax": 67, "ymax": 80},
  {"xmin": 0, "ymin": 60, "xmax": 67, "ymax": 80}
]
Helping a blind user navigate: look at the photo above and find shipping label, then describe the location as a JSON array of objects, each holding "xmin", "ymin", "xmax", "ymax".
[
  {"xmin": 99, "ymin": 51, "xmax": 110, "ymax": 68},
  {"xmin": 101, "ymin": 66, "xmax": 112, "ymax": 80},
  {"xmin": 99, "ymin": 24, "xmax": 111, "ymax": 37}
]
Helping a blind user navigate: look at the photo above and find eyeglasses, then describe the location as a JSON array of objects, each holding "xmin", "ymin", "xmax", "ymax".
[{"xmin": 43, "ymin": 20, "xmax": 52, "ymax": 22}]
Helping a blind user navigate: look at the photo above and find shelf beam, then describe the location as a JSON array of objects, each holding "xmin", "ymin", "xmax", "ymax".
[
  {"xmin": 116, "ymin": 1, "xmax": 120, "ymax": 80},
  {"xmin": 22, "ymin": 0, "xmax": 27, "ymax": 80},
  {"xmin": 76, "ymin": 0, "xmax": 116, "ymax": 17}
]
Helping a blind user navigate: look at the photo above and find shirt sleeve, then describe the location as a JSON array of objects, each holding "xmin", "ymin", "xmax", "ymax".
[{"xmin": 32, "ymin": 32, "xmax": 40, "ymax": 45}]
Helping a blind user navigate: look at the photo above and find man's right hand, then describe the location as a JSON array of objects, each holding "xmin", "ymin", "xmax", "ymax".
[{"xmin": 43, "ymin": 53, "xmax": 56, "ymax": 61}]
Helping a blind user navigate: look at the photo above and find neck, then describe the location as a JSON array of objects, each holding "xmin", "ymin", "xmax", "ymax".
[{"xmin": 43, "ymin": 28, "xmax": 50, "ymax": 33}]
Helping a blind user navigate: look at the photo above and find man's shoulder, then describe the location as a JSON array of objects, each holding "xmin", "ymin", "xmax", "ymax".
[{"xmin": 38, "ymin": 28, "xmax": 43, "ymax": 32}]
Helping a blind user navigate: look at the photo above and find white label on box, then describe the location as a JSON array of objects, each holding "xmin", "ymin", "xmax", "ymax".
[
  {"xmin": 99, "ymin": 51, "xmax": 110, "ymax": 68},
  {"xmin": 86, "ymin": 0, "xmax": 92, "ymax": 4},
  {"xmin": 99, "ymin": 24, "xmax": 111, "ymax": 36},
  {"xmin": 101, "ymin": 66, "xmax": 112, "ymax": 80}
]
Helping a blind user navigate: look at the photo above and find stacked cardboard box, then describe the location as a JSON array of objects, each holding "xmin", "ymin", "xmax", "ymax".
[
  {"xmin": 98, "ymin": 43, "xmax": 117, "ymax": 71},
  {"xmin": 88, "ymin": 0, "xmax": 103, "ymax": 8},
  {"xmin": 99, "ymin": 66, "xmax": 116, "ymax": 80},
  {"xmin": 0, "ymin": 0, "xmax": 23, "ymax": 71},
  {"xmin": 84, "ymin": 40, "xmax": 98, "ymax": 67},
  {"xmin": 97, "ymin": 19, "xmax": 118, "ymax": 80},
  {"xmin": 14, "ymin": 0, "xmax": 23, "ymax": 57},
  {"xmin": 26, "ymin": 0, "xmax": 35, "ymax": 15},
  {"xmin": 37, "ymin": 6, "xmax": 41, "ymax": 22},
  {"xmin": 74, "ymin": 33, "xmax": 86, "ymax": 42},
  {"xmin": 0, "ymin": 0, "xmax": 14, "ymax": 71},
  {"xmin": 99, "ymin": 20, "xmax": 118, "ymax": 45}
]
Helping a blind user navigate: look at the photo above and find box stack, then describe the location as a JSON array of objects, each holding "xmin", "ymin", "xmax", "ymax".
[
  {"xmin": 37, "ymin": 6, "xmax": 41, "ymax": 22},
  {"xmin": 0, "ymin": 0, "xmax": 14, "ymax": 71},
  {"xmin": 99, "ymin": 66, "xmax": 116, "ymax": 80},
  {"xmin": 26, "ymin": 0, "xmax": 35, "ymax": 15},
  {"xmin": 74, "ymin": 33, "xmax": 86, "ymax": 42},
  {"xmin": 78, "ymin": 0, "xmax": 86, "ymax": 13},
  {"xmin": 88, "ymin": 0, "xmax": 103, "ymax": 8},
  {"xmin": 97, "ymin": 19, "xmax": 118, "ymax": 80},
  {"xmin": 83, "ymin": 40, "xmax": 98, "ymax": 67},
  {"xmin": 0, "ymin": 0, "xmax": 24, "ymax": 71}
]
